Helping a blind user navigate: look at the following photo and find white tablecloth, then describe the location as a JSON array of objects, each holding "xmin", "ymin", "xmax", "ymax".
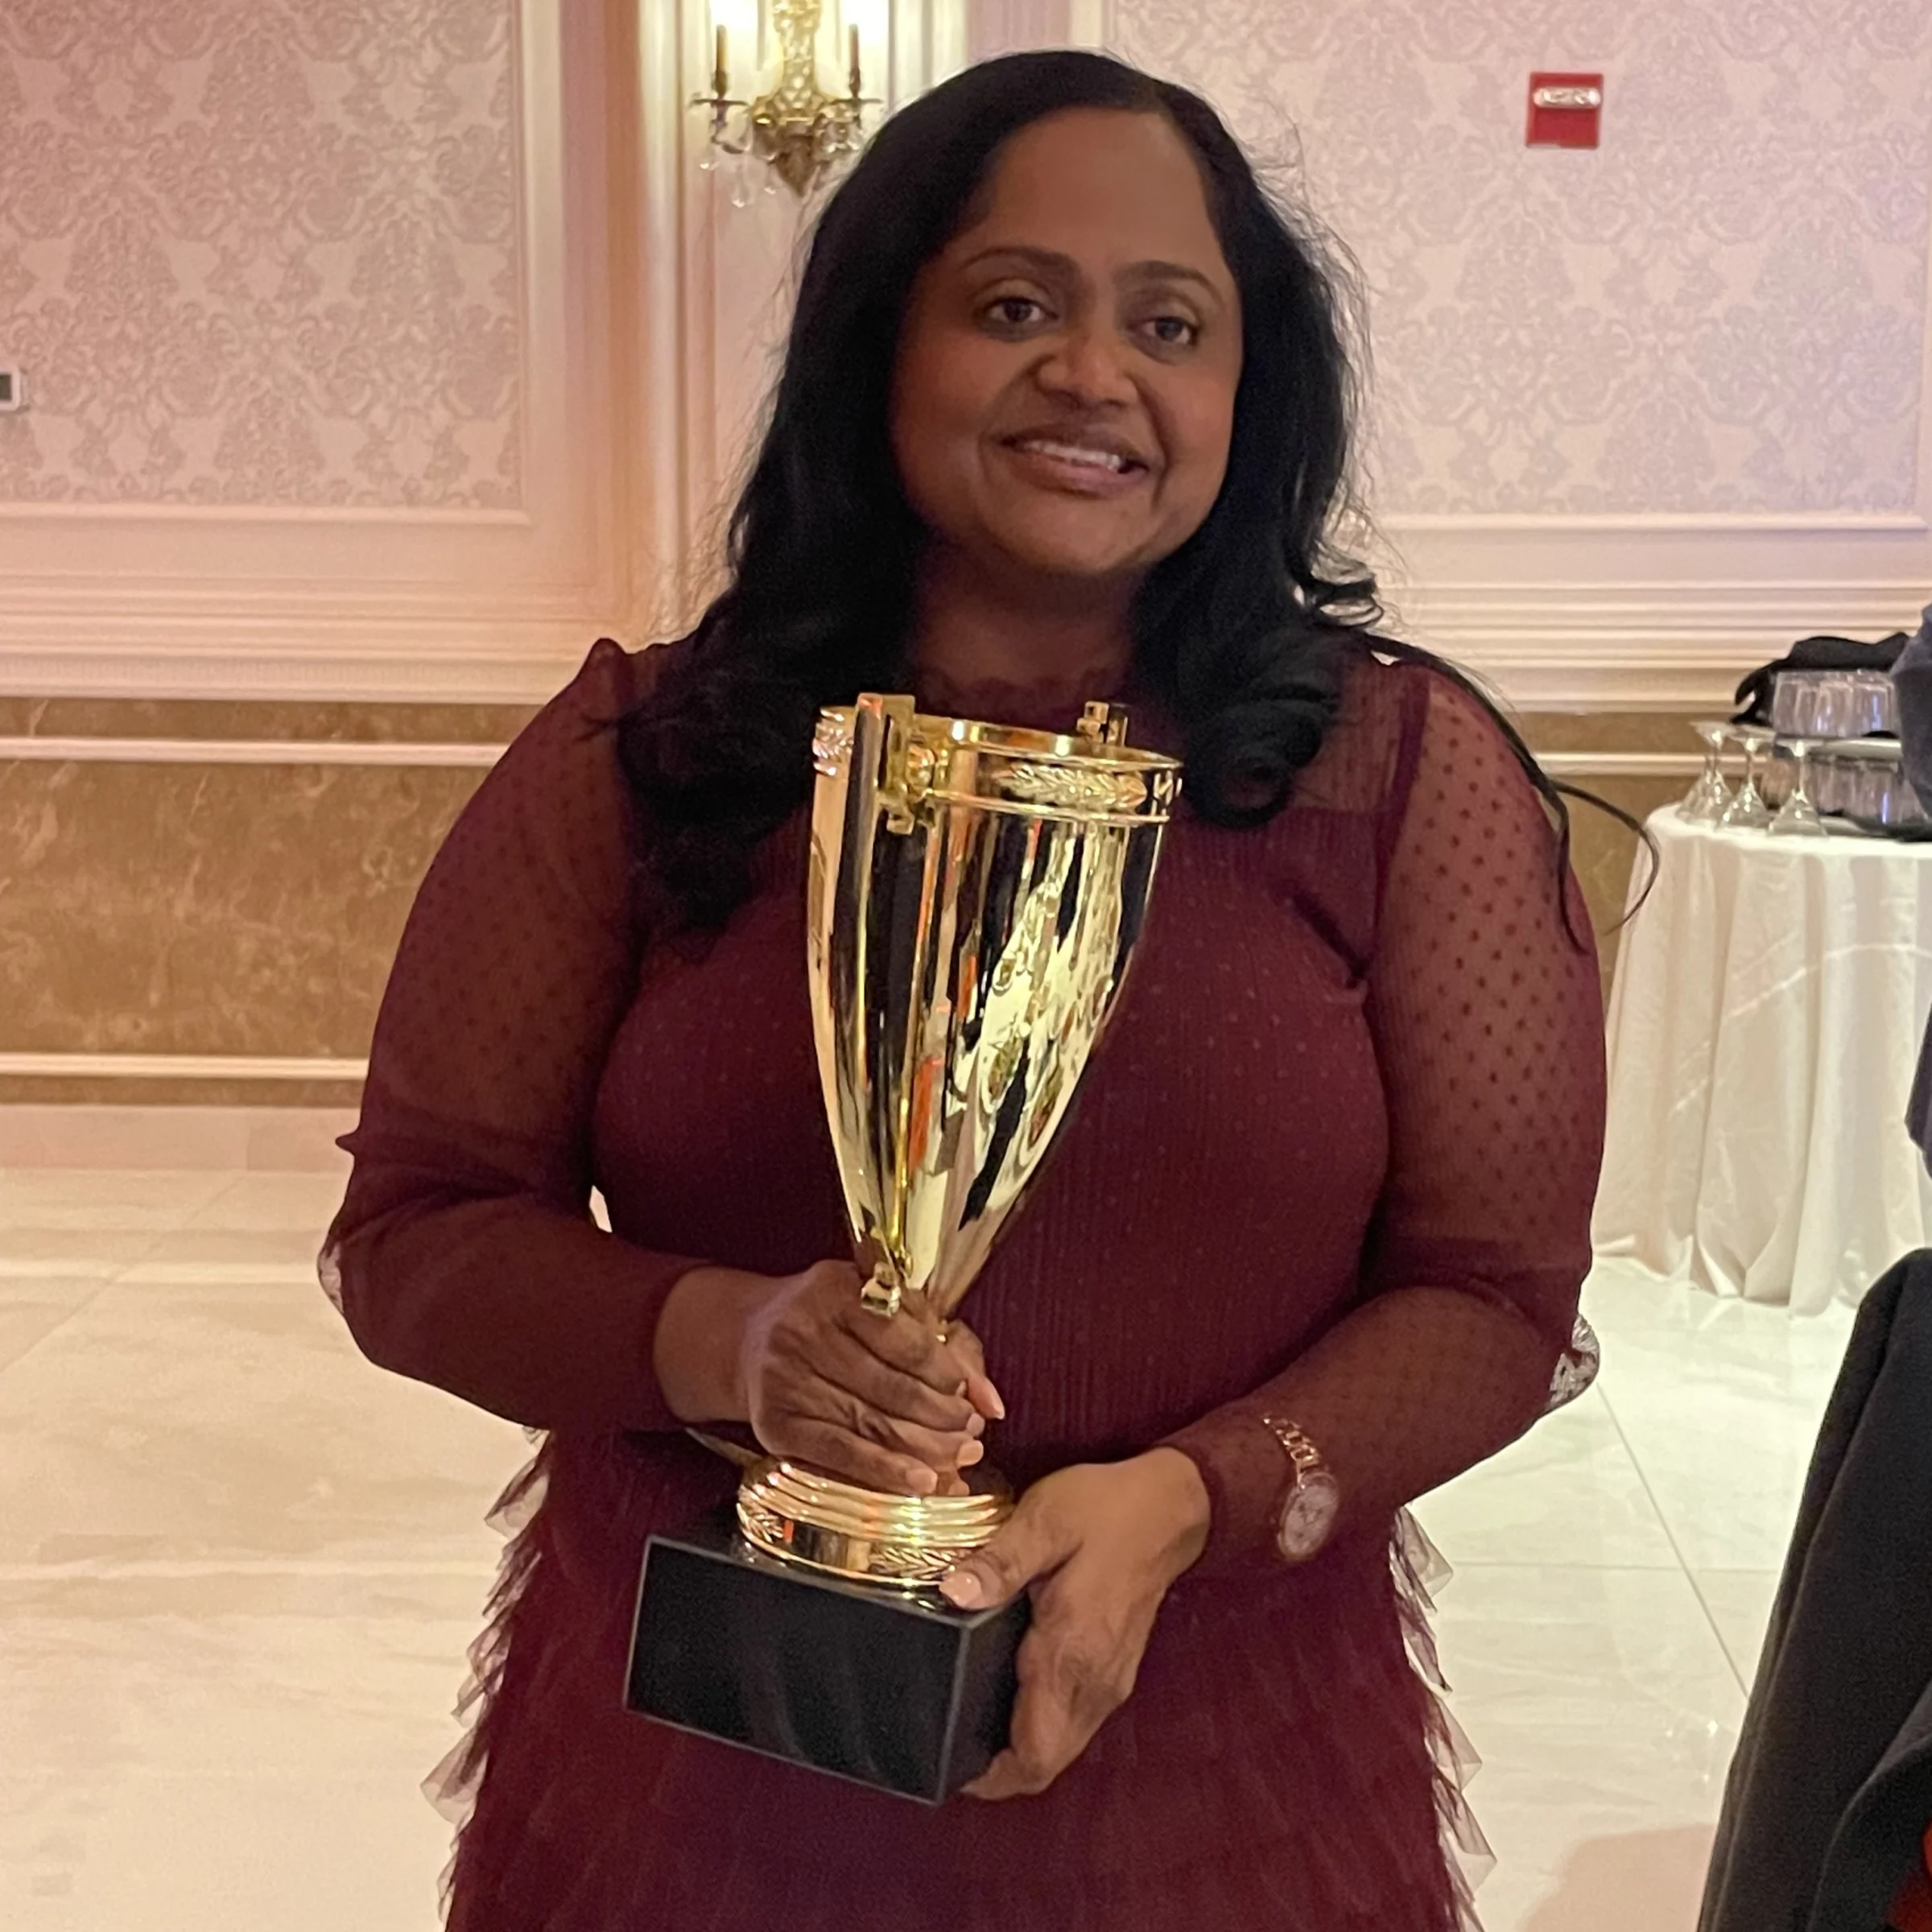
[{"xmin": 1592, "ymin": 808, "xmax": 1932, "ymax": 1313}]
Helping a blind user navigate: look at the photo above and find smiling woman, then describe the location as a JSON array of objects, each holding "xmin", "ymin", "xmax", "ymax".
[{"xmin": 323, "ymin": 47, "xmax": 1607, "ymax": 1932}]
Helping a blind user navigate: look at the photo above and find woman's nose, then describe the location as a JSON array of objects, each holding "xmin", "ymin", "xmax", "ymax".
[{"xmin": 1036, "ymin": 324, "xmax": 1137, "ymax": 408}]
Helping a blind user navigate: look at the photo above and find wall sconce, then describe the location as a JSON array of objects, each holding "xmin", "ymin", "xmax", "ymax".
[{"xmin": 695, "ymin": 0, "xmax": 878, "ymax": 201}]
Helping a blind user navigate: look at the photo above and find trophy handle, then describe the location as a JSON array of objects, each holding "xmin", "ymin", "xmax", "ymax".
[
  {"xmin": 857, "ymin": 1269, "xmax": 904, "ymax": 1320},
  {"xmin": 871, "ymin": 692, "xmax": 921, "ymax": 834},
  {"xmin": 1077, "ymin": 700, "xmax": 1130, "ymax": 747},
  {"xmin": 851, "ymin": 1236, "xmax": 906, "ymax": 1322}
]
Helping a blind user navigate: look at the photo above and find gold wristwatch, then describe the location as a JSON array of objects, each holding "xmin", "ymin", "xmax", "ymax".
[{"xmin": 1261, "ymin": 1416, "xmax": 1340, "ymax": 1562}]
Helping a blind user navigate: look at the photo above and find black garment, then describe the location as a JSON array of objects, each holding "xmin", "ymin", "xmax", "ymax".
[
  {"xmin": 1699, "ymin": 1254, "xmax": 1932, "ymax": 1932},
  {"xmin": 1897, "ymin": 616, "xmax": 1932, "ymax": 1166}
]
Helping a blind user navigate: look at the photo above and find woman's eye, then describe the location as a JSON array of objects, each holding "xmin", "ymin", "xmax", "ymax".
[
  {"xmin": 983, "ymin": 296, "xmax": 1048, "ymax": 331},
  {"xmin": 1141, "ymin": 314, "xmax": 1200, "ymax": 349}
]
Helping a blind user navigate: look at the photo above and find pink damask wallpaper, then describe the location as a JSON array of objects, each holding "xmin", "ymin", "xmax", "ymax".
[
  {"xmin": 1116, "ymin": 0, "xmax": 1932, "ymax": 514},
  {"xmin": 0, "ymin": 0, "xmax": 521, "ymax": 507}
]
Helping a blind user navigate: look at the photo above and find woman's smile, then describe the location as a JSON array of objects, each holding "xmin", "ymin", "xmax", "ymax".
[{"xmin": 994, "ymin": 425, "xmax": 1156, "ymax": 498}]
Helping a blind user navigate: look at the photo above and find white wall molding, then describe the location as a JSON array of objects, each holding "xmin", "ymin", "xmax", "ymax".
[
  {"xmin": 0, "ymin": 737, "xmax": 504, "ymax": 767},
  {"xmin": 1381, "ymin": 511, "xmax": 1932, "ymax": 537},
  {"xmin": 1441, "ymin": 646, "xmax": 1862, "ymax": 713},
  {"xmin": 0, "ymin": 580, "xmax": 620, "ymax": 700},
  {"xmin": 626, "ymin": 0, "xmax": 700, "ymax": 638},
  {"xmin": 1536, "ymin": 751, "xmax": 1701, "ymax": 778},
  {"xmin": 1, "ymin": 733, "xmax": 1703, "ymax": 774},
  {"xmin": 0, "ymin": 503, "xmax": 535, "ymax": 526},
  {"xmin": 0, "ymin": 737, "xmax": 1701, "ymax": 777},
  {"xmin": 1397, "ymin": 576, "xmax": 1930, "ymax": 710},
  {"xmin": 1378, "ymin": 513, "xmax": 1932, "ymax": 708},
  {"xmin": 3, "ymin": 615, "xmax": 1915, "ymax": 713},
  {"xmin": 0, "ymin": 1055, "xmax": 367, "ymax": 1083},
  {"xmin": 0, "ymin": 638, "xmax": 595, "ymax": 705},
  {"xmin": 9, "ymin": 555, "xmax": 1921, "ymax": 708},
  {"xmin": 0, "ymin": 1104, "xmax": 358, "ymax": 1168}
]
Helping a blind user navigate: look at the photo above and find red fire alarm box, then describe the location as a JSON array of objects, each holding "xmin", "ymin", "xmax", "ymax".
[{"xmin": 1527, "ymin": 72, "xmax": 1603, "ymax": 149}]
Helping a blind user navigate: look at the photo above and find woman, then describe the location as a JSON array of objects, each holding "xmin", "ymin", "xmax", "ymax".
[{"xmin": 324, "ymin": 50, "xmax": 1604, "ymax": 1932}]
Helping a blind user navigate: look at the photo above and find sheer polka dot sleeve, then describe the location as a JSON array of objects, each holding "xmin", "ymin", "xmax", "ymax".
[
  {"xmin": 1165, "ymin": 667, "xmax": 1606, "ymax": 1575},
  {"xmin": 321, "ymin": 640, "xmax": 706, "ymax": 1432}
]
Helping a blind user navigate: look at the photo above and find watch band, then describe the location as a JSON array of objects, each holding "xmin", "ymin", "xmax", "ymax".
[{"xmin": 1261, "ymin": 1414, "xmax": 1327, "ymax": 1479}]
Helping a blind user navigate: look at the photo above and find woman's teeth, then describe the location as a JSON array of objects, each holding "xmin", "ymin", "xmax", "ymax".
[{"xmin": 1013, "ymin": 439, "xmax": 1135, "ymax": 473}]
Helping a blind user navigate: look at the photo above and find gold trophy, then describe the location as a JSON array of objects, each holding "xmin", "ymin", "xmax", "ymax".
[
  {"xmin": 629, "ymin": 692, "xmax": 1180, "ymax": 1798},
  {"xmin": 739, "ymin": 693, "xmax": 1181, "ymax": 1583}
]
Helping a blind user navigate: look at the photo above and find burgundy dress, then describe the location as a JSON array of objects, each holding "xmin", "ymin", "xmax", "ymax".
[{"xmin": 324, "ymin": 638, "xmax": 1604, "ymax": 1932}]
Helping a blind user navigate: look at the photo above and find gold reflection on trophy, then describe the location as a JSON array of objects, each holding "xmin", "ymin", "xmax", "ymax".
[{"xmin": 737, "ymin": 694, "xmax": 1182, "ymax": 1587}]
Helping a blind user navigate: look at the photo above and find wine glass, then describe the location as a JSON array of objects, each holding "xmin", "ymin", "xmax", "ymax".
[
  {"xmin": 1720, "ymin": 726, "xmax": 1774, "ymax": 830},
  {"xmin": 1769, "ymin": 682, "xmax": 1827, "ymax": 837},
  {"xmin": 1680, "ymin": 720, "xmax": 1734, "ymax": 823},
  {"xmin": 1769, "ymin": 737, "xmax": 1827, "ymax": 836}
]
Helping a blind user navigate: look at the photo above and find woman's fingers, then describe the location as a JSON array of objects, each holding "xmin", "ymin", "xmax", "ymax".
[
  {"xmin": 820, "ymin": 1330, "xmax": 983, "ymax": 1434},
  {"xmin": 775, "ymin": 1417, "xmax": 943, "ymax": 1496},
  {"xmin": 816, "ymin": 1382, "xmax": 986, "ymax": 1475},
  {"xmin": 760, "ymin": 1369, "xmax": 984, "ymax": 1488},
  {"xmin": 844, "ymin": 1302, "xmax": 1009, "ymax": 1421},
  {"xmin": 771, "ymin": 1389, "xmax": 986, "ymax": 1494},
  {"xmin": 964, "ymin": 1639, "xmax": 1078, "ymax": 1798},
  {"xmin": 942, "ymin": 1319, "xmax": 987, "ymax": 1376},
  {"xmin": 963, "ymin": 1603, "xmax": 1133, "ymax": 1800},
  {"xmin": 943, "ymin": 1321, "xmax": 1006, "ymax": 1422}
]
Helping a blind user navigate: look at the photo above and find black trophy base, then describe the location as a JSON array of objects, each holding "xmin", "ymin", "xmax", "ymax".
[{"xmin": 626, "ymin": 1508, "xmax": 1027, "ymax": 1804}]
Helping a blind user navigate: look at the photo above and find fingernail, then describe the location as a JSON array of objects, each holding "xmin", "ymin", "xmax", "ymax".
[
  {"xmin": 939, "ymin": 1569, "xmax": 984, "ymax": 1609},
  {"xmin": 908, "ymin": 1466, "xmax": 936, "ymax": 1496},
  {"xmin": 967, "ymin": 1414, "xmax": 986, "ymax": 1438},
  {"xmin": 959, "ymin": 1439, "xmax": 985, "ymax": 1467},
  {"xmin": 987, "ymin": 1385, "xmax": 1007, "ymax": 1421}
]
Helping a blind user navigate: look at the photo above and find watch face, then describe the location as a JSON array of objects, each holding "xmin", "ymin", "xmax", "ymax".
[{"xmin": 1276, "ymin": 1472, "xmax": 1341, "ymax": 1562}]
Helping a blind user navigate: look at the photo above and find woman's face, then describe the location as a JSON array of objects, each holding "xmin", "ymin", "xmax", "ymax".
[{"xmin": 891, "ymin": 109, "xmax": 1244, "ymax": 593}]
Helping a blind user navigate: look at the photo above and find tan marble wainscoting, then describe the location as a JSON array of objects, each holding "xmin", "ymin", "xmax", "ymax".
[
  {"xmin": 0, "ymin": 696, "xmax": 1706, "ymax": 1107},
  {"xmin": 0, "ymin": 696, "xmax": 535, "ymax": 1108}
]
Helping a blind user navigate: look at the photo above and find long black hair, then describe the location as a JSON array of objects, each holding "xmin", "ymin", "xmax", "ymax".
[{"xmin": 620, "ymin": 50, "xmax": 1613, "ymax": 937}]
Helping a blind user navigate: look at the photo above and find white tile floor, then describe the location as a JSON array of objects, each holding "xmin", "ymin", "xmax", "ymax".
[{"xmin": 0, "ymin": 1158, "xmax": 1858, "ymax": 1931}]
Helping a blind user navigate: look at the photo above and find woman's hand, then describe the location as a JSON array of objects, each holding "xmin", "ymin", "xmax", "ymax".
[
  {"xmin": 939, "ymin": 1447, "xmax": 1211, "ymax": 1801},
  {"xmin": 654, "ymin": 1259, "xmax": 1002, "ymax": 1495}
]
